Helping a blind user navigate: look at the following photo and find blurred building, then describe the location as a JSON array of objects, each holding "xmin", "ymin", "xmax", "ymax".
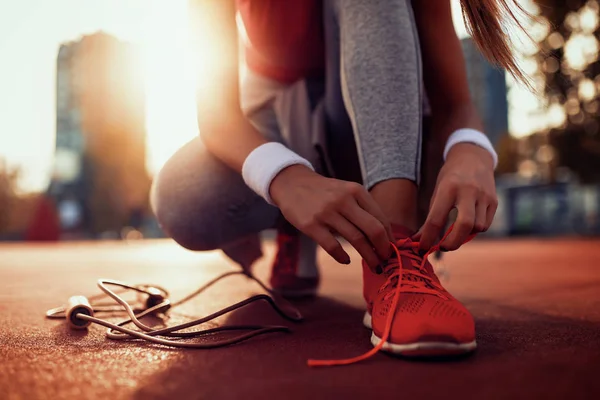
[
  {"xmin": 50, "ymin": 32, "xmax": 150, "ymax": 237},
  {"xmin": 461, "ymin": 37, "xmax": 509, "ymax": 146}
]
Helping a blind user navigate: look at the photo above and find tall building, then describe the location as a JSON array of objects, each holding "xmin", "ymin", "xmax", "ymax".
[
  {"xmin": 50, "ymin": 32, "xmax": 150, "ymax": 236},
  {"xmin": 461, "ymin": 37, "xmax": 509, "ymax": 146}
]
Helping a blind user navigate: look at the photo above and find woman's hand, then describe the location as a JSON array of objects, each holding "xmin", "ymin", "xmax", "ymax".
[
  {"xmin": 416, "ymin": 143, "xmax": 498, "ymax": 251},
  {"xmin": 270, "ymin": 165, "xmax": 394, "ymax": 269}
]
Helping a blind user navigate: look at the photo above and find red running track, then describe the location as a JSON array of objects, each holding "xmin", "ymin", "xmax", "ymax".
[{"xmin": 1, "ymin": 238, "xmax": 599, "ymax": 399}]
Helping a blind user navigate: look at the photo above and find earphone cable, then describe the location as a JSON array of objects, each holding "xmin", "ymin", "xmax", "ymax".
[
  {"xmin": 76, "ymin": 313, "xmax": 290, "ymax": 348},
  {"xmin": 48, "ymin": 270, "xmax": 303, "ymax": 349}
]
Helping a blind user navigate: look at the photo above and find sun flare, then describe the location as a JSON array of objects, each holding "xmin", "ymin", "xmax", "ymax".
[{"xmin": 142, "ymin": 0, "xmax": 198, "ymax": 176}]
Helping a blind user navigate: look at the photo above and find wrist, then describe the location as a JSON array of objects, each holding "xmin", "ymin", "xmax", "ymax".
[
  {"xmin": 242, "ymin": 142, "xmax": 314, "ymax": 205},
  {"xmin": 446, "ymin": 142, "xmax": 495, "ymax": 169},
  {"xmin": 443, "ymin": 128, "xmax": 498, "ymax": 169},
  {"xmin": 269, "ymin": 164, "xmax": 316, "ymax": 207}
]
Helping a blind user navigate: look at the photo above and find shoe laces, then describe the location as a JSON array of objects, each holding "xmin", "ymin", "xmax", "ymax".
[
  {"xmin": 377, "ymin": 237, "xmax": 447, "ymax": 301},
  {"xmin": 307, "ymin": 224, "xmax": 475, "ymax": 368}
]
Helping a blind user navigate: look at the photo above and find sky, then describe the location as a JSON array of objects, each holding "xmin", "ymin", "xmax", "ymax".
[{"xmin": 0, "ymin": 0, "xmax": 535, "ymax": 193}]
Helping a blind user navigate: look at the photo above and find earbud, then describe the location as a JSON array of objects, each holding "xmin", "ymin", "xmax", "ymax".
[
  {"xmin": 65, "ymin": 296, "xmax": 94, "ymax": 329},
  {"xmin": 144, "ymin": 286, "xmax": 170, "ymax": 311},
  {"xmin": 48, "ymin": 275, "xmax": 303, "ymax": 349}
]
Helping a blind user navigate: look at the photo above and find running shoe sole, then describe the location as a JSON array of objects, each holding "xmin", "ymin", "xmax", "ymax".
[{"xmin": 362, "ymin": 311, "xmax": 477, "ymax": 357}]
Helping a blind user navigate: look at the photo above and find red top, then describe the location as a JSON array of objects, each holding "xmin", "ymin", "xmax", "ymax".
[{"xmin": 237, "ymin": 0, "xmax": 325, "ymax": 83}]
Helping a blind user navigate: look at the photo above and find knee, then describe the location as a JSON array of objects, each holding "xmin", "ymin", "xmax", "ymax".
[
  {"xmin": 150, "ymin": 170, "xmax": 220, "ymax": 252},
  {"xmin": 150, "ymin": 138, "xmax": 278, "ymax": 251}
]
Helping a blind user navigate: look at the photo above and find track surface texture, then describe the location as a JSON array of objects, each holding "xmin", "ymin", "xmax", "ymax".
[{"xmin": 1, "ymin": 238, "xmax": 600, "ymax": 400}]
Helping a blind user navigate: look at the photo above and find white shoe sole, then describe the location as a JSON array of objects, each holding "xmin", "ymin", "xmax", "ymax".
[{"xmin": 363, "ymin": 312, "xmax": 477, "ymax": 356}]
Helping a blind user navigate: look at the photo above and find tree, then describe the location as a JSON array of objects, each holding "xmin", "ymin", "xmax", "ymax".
[
  {"xmin": 495, "ymin": 133, "xmax": 520, "ymax": 175},
  {"xmin": 532, "ymin": 0, "xmax": 600, "ymax": 182}
]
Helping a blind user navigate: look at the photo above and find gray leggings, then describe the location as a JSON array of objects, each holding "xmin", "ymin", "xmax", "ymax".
[{"xmin": 151, "ymin": 0, "xmax": 423, "ymax": 251}]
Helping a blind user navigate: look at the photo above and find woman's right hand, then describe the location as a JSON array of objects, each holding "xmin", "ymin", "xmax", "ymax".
[{"xmin": 269, "ymin": 164, "xmax": 394, "ymax": 269}]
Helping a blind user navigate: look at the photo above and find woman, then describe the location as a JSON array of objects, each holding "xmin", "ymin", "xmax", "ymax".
[{"xmin": 151, "ymin": 0, "xmax": 525, "ymax": 361}]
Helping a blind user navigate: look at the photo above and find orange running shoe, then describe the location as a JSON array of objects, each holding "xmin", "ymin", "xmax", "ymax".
[
  {"xmin": 307, "ymin": 225, "xmax": 476, "ymax": 367},
  {"xmin": 362, "ymin": 225, "xmax": 476, "ymax": 357},
  {"xmin": 270, "ymin": 228, "xmax": 319, "ymax": 298}
]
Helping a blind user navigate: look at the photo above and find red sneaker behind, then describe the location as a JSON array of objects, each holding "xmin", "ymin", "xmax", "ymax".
[
  {"xmin": 362, "ymin": 226, "xmax": 476, "ymax": 357},
  {"xmin": 270, "ymin": 229, "xmax": 319, "ymax": 298}
]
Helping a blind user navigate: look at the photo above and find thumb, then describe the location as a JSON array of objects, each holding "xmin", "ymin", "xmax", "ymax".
[{"xmin": 412, "ymin": 228, "xmax": 423, "ymax": 241}]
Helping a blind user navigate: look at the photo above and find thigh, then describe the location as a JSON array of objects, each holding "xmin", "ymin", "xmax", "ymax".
[{"xmin": 151, "ymin": 107, "xmax": 282, "ymax": 250}]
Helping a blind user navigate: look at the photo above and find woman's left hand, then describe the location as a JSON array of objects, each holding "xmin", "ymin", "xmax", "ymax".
[{"xmin": 415, "ymin": 143, "xmax": 498, "ymax": 251}]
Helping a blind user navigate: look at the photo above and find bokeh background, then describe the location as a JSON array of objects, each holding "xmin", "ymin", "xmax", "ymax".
[{"xmin": 1, "ymin": 0, "xmax": 599, "ymax": 241}]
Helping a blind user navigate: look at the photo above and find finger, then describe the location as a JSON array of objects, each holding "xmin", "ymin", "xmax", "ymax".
[
  {"xmin": 441, "ymin": 195, "xmax": 476, "ymax": 251},
  {"xmin": 473, "ymin": 200, "xmax": 488, "ymax": 233},
  {"xmin": 419, "ymin": 188, "xmax": 456, "ymax": 251},
  {"xmin": 326, "ymin": 213, "xmax": 381, "ymax": 269},
  {"xmin": 340, "ymin": 201, "xmax": 391, "ymax": 261},
  {"xmin": 309, "ymin": 226, "xmax": 351, "ymax": 265},
  {"xmin": 353, "ymin": 188, "xmax": 394, "ymax": 243},
  {"xmin": 486, "ymin": 198, "xmax": 498, "ymax": 229},
  {"xmin": 412, "ymin": 230, "xmax": 422, "ymax": 241}
]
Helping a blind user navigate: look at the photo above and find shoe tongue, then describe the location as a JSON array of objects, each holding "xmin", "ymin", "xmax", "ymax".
[{"xmin": 387, "ymin": 225, "xmax": 431, "ymax": 283}]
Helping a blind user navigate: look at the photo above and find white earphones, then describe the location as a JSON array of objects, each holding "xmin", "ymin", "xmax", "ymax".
[
  {"xmin": 47, "ymin": 272, "xmax": 303, "ymax": 349},
  {"xmin": 46, "ymin": 280, "xmax": 171, "ymax": 328}
]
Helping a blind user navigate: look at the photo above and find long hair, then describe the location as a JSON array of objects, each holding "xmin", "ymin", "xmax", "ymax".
[{"xmin": 460, "ymin": 0, "xmax": 533, "ymax": 86}]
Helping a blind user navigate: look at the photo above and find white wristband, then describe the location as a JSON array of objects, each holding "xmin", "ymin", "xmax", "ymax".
[
  {"xmin": 242, "ymin": 142, "xmax": 314, "ymax": 205},
  {"xmin": 443, "ymin": 128, "xmax": 498, "ymax": 169}
]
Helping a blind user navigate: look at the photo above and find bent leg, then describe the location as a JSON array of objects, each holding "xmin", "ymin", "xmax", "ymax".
[{"xmin": 151, "ymin": 108, "xmax": 281, "ymax": 252}]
